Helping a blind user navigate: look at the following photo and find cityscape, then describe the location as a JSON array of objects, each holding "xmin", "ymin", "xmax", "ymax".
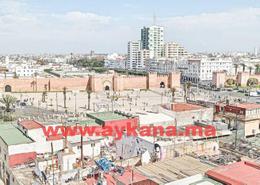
[{"xmin": 0, "ymin": 0, "xmax": 260, "ymax": 185}]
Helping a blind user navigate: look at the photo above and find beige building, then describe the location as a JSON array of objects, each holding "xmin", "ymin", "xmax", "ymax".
[
  {"xmin": 164, "ymin": 42, "xmax": 188, "ymax": 58},
  {"xmin": 215, "ymin": 103, "xmax": 260, "ymax": 137}
]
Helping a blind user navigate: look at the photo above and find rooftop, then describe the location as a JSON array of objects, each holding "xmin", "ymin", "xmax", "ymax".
[
  {"xmin": 206, "ymin": 161, "xmax": 260, "ymax": 185},
  {"xmin": 231, "ymin": 103, "xmax": 260, "ymax": 110},
  {"xmin": 170, "ymin": 103, "xmax": 204, "ymax": 112},
  {"xmin": 18, "ymin": 120, "xmax": 44, "ymax": 130},
  {"xmin": 0, "ymin": 124, "xmax": 34, "ymax": 146},
  {"xmin": 106, "ymin": 169, "xmax": 148, "ymax": 185},
  {"xmin": 165, "ymin": 174, "xmax": 223, "ymax": 185},
  {"xmin": 87, "ymin": 111, "xmax": 131, "ymax": 122},
  {"xmin": 136, "ymin": 155, "xmax": 215, "ymax": 184},
  {"xmin": 137, "ymin": 112, "xmax": 174, "ymax": 125}
]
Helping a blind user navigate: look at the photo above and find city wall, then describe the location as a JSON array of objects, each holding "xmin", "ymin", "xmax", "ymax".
[
  {"xmin": 0, "ymin": 72, "xmax": 180, "ymax": 93},
  {"xmin": 213, "ymin": 71, "xmax": 260, "ymax": 88}
]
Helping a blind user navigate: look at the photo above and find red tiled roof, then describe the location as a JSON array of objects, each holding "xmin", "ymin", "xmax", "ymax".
[
  {"xmin": 19, "ymin": 120, "xmax": 44, "ymax": 130},
  {"xmin": 171, "ymin": 103, "xmax": 204, "ymax": 112},
  {"xmin": 206, "ymin": 161, "xmax": 260, "ymax": 185}
]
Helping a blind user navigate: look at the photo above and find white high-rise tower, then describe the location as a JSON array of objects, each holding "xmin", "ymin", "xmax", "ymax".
[{"xmin": 141, "ymin": 25, "xmax": 164, "ymax": 59}]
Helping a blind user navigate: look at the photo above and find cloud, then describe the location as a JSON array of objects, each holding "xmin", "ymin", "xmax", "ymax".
[
  {"xmin": 160, "ymin": 8, "xmax": 260, "ymax": 52},
  {"xmin": 0, "ymin": 1, "xmax": 259, "ymax": 54}
]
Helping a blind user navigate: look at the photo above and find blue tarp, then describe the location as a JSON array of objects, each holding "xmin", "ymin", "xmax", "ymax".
[{"xmin": 95, "ymin": 158, "xmax": 114, "ymax": 172}]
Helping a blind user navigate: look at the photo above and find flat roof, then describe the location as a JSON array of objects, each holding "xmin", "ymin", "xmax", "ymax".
[
  {"xmin": 232, "ymin": 103, "xmax": 260, "ymax": 110},
  {"xmin": 206, "ymin": 161, "xmax": 260, "ymax": 185},
  {"xmin": 88, "ymin": 111, "xmax": 130, "ymax": 121},
  {"xmin": 0, "ymin": 124, "xmax": 34, "ymax": 146},
  {"xmin": 166, "ymin": 174, "xmax": 222, "ymax": 185},
  {"xmin": 110, "ymin": 169, "xmax": 148, "ymax": 185},
  {"xmin": 138, "ymin": 112, "xmax": 174, "ymax": 125},
  {"xmin": 19, "ymin": 120, "xmax": 44, "ymax": 130},
  {"xmin": 171, "ymin": 103, "xmax": 204, "ymax": 112}
]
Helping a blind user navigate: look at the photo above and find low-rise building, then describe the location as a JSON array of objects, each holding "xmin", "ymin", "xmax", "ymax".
[
  {"xmin": 215, "ymin": 103, "xmax": 260, "ymax": 137},
  {"xmin": 179, "ymin": 57, "xmax": 233, "ymax": 84},
  {"xmin": 158, "ymin": 103, "xmax": 214, "ymax": 127}
]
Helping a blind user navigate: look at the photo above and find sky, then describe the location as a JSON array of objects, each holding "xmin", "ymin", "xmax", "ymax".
[{"xmin": 0, "ymin": 0, "xmax": 260, "ymax": 54}]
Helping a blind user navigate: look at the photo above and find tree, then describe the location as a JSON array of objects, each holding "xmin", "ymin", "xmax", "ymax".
[
  {"xmin": 170, "ymin": 87, "xmax": 176, "ymax": 102},
  {"xmin": 248, "ymin": 66, "xmax": 253, "ymax": 75},
  {"xmin": 255, "ymin": 64, "xmax": 260, "ymax": 74},
  {"xmin": 225, "ymin": 79, "xmax": 236, "ymax": 86},
  {"xmin": 234, "ymin": 64, "xmax": 239, "ymax": 75},
  {"xmin": 183, "ymin": 82, "xmax": 191, "ymax": 102},
  {"xmin": 86, "ymin": 85, "xmax": 92, "ymax": 110},
  {"xmin": 0, "ymin": 95, "xmax": 17, "ymax": 112},
  {"xmin": 247, "ymin": 78, "xmax": 258, "ymax": 87},
  {"xmin": 241, "ymin": 64, "xmax": 246, "ymax": 72},
  {"xmin": 63, "ymin": 87, "xmax": 67, "ymax": 108},
  {"xmin": 31, "ymin": 80, "xmax": 37, "ymax": 92}
]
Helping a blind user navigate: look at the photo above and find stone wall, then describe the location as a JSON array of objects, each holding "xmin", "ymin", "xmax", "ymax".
[
  {"xmin": 213, "ymin": 71, "xmax": 260, "ymax": 88},
  {"xmin": 0, "ymin": 72, "xmax": 180, "ymax": 93}
]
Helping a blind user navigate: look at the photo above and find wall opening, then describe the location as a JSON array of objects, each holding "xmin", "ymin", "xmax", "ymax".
[
  {"xmin": 105, "ymin": 85, "xmax": 110, "ymax": 91},
  {"xmin": 5, "ymin": 85, "xmax": 12, "ymax": 92},
  {"xmin": 160, "ymin": 82, "xmax": 165, "ymax": 88}
]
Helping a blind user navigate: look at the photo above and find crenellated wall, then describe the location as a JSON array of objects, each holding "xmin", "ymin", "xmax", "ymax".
[
  {"xmin": 0, "ymin": 72, "xmax": 180, "ymax": 92},
  {"xmin": 213, "ymin": 71, "xmax": 260, "ymax": 88}
]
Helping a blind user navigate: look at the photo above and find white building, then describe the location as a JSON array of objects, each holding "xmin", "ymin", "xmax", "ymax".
[
  {"xmin": 10, "ymin": 64, "xmax": 43, "ymax": 77},
  {"xmin": 179, "ymin": 57, "xmax": 233, "ymax": 83},
  {"xmin": 141, "ymin": 25, "xmax": 164, "ymax": 59},
  {"xmin": 164, "ymin": 42, "xmax": 188, "ymax": 58},
  {"xmin": 127, "ymin": 41, "xmax": 150, "ymax": 71}
]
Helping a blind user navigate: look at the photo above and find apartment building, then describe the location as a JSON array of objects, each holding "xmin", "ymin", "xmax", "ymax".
[
  {"xmin": 179, "ymin": 57, "xmax": 233, "ymax": 83},
  {"xmin": 127, "ymin": 41, "xmax": 150, "ymax": 71},
  {"xmin": 141, "ymin": 26, "xmax": 164, "ymax": 59},
  {"xmin": 164, "ymin": 42, "xmax": 188, "ymax": 58}
]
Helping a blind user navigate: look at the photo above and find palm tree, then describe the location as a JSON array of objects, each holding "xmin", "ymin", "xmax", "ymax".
[
  {"xmin": 255, "ymin": 64, "xmax": 260, "ymax": 74},
  {"xmin": 63, "ymin": 87, "xmax": 67, "ymax": 108},
  {"xmin": 31, "ymin": 80, "xmax": 37, "ymax": 92},
  {"xmin": 170, "ymin": 87, "xmax": 176, "ymax": 102},
  {"xmin": 234, "ymin": 64, "xmax": 239, "ymax": 75},
  {"xmin": 86, "ymin": 85, "xmax": 92, "ymax": 110},
  {"xmin": 241, "ymin": 64, "xmax": 246, "ymax": 72},
  {"xmin": 183, "ymin": 81, "xmax": 192, "ymax": 102},
  {"xmin": 249, "ymin": 66, "xmax": 253, "ymax": 75},
  {"xmin": 0, "ymin": 95, "xmax": 17, "ymax": 112}
]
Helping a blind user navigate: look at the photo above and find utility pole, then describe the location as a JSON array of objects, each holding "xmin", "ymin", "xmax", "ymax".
[
  {"xmin": 74, "ymin": 93, "xmax": 77, "ymax": 114},
  {"xmin": 81, "ymin": 135, "xmax": 84, "ymax": 168},
  {"xmin": 56, "ymin": 92, "xmax": 58, "ymax": 112},
  {"xmin": 51, "ymin": 142, "xmax": 55, "ymax": 185},
  {"xmin": 234, "ymin": 113, "xmax": 238, "ymax": 148}
]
